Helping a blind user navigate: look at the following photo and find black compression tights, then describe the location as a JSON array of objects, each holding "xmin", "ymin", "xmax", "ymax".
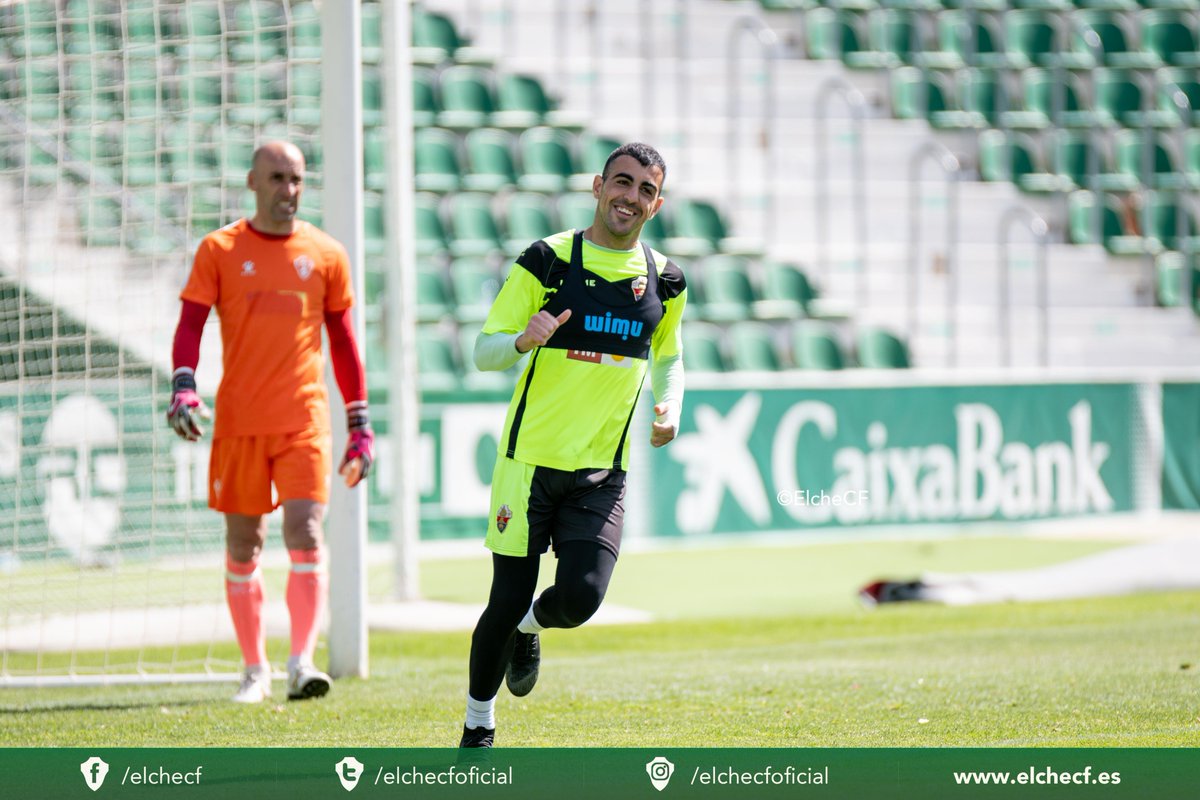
[{"xmin": 468, "ymin": 540, "xmax": 617, "ymax": 701}]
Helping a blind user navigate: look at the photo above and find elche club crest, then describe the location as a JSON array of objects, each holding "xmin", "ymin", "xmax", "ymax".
[
  {"xmin": 496, "ymin": 504, "xmax": 513, "ymax": 532},
  {"xmin": 631, "ymin": 275, "xmax": 647, "ymax": 300},
  {"xmin": 294, "ymin": 255, "xmax": 315, "ymax": 280}
]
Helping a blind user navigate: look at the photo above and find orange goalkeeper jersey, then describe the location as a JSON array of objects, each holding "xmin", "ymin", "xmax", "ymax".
[{"xmin": 181, "ymin": 219, "xmax": 354, "ymax": 438}]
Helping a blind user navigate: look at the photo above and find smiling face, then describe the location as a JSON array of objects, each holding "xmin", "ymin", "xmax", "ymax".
[
  {"xmin": 588, "ymin": 154, "xmax": 665, "ymax": 250},
  {"xmin": 247, "ymin": 141, "xmax": 305, "ymax": 234}
]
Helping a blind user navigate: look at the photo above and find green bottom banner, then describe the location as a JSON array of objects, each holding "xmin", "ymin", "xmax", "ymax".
[{"xmin": 2, "ymin": 748, "xmax": 1196, "ymax": 799}]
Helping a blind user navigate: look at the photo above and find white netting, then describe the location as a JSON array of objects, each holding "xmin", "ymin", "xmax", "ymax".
[{"xmin": 0, "ymin": 0, "xmax": 370, "ymax": 685}]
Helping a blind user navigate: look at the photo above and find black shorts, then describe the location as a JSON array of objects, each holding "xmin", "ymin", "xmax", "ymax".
[{"xmin": 485, "ymin": 458, "xmax": 626, "ymax": 558}]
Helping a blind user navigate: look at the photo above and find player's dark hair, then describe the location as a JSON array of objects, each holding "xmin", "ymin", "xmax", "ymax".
[{"xmin": 602, "ymin": 143, "xmax": 667, "ymax": 190}]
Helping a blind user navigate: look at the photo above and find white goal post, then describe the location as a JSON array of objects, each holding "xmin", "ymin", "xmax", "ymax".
[{"xmin": 0, "ymin": 0, "xmax": 416, "ymax": 687}]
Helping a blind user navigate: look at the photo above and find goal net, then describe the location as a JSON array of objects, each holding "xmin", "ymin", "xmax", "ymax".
[{"xmin": 0, "ymin": 0, "xmax": 377, "ymax": 686}]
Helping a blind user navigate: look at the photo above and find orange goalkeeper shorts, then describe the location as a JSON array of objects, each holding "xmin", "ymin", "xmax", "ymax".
[{"xmin": 208, "ymin": 428, "xmax": 332, "ymax": 515}]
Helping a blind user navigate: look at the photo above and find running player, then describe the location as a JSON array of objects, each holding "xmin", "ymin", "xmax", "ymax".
[
  {"xmin": 167, "ymin": 140, "xmax": 374, "ymax": 703},
  {"xmin": 460, "ymin": 143, "xmax": 686, "ymax": 747}
]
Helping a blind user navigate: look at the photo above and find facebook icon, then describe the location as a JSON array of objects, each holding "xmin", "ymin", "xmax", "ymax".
[{"xmin": 80, "ymin": 756, "xmax": 109, "ymax": 791}]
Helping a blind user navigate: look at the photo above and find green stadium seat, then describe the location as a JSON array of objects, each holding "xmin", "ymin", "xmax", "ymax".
[
  {"xmin": 1012, "ymin": 0, "xmax": 1072, "ymax": 12},
  {"xmin": 577, "ymin": 132, "xmax": 621, "ymax": 177},
  {"xmin": 680, "ymin": 321, "xmax": 728, "ymax": 372},
  {"xmin": 463, "ymin": 128, "xmax": 518, "ymax": 193},
  {"xmin": 891, "ymin": 67, "xmax": 986, "ymax": 130},
  {"xmin": 856, "ymin": 327, "xmax": 910, "ymax": 368},
  {"xmin": 1073, "ymin": 0, "xmax": 1138, "ymax": 10},
  {"xmin": 1155, "ymin": 250, "xmax": 1186, "ymax": 307},
  {"xmin": 1004, "ymin": 11, "xmax": 1058, "ymax": 69},
  {"xmin": 1057, "ymin": 11, "xmax": 1158, "ymax": 69},
  {"xmin": 1113, "ymin": 129, "xmax": 1197, "ymax": 190},
  {"xmin": 1186, "ymin": 129, "xmax": 1200, "ymax": 188},
  {"xmin": 363, "ymin": 265, "xmax": 385, "ymax": 308},
  {"xmin": 290, "ymin": 1, "xmax": 322, "ymax": 59},
  {"xmin": 230, "ymin": 69, "xmax": 287, "ymax": 126},
  {"xmin": 416, "ymin": 267, "xmax": 454, "ymax": 322},
  {"xmin": 416, "ymin": 326, "xmax": 462, "ymax": 392},
  {"xmin": 918, "ymin": 10, "xmax": 1009, "ymax": 69},
  {"xmin": 1018, "ymin": 68, "xmax": 1103, "ymax": 128},
  {"xmin": 178, "ymin": 67, "xmax": 223, "ymax": 124},
  {"xmin": 436, "ymin": 65, "xmax": 495, "ymax": 130},
  {"xmin": 556, "ymin": 192, "xmax": 597, "ymax": 232},
  {"xmin": 124, "ymin": 60, "xmax": 163, "ymax": 120},
  {"xmin": 361, "ymin": 2, "xmax": 382, "ymax": 64},
  {"xmin": 412, "ymin": 67, "xmax": 438, "ymax": 129},
  {"xmin": 66, "ymin": 63, "xmax": 121, "ymax": 123},
  {"xmin": 666, "ymin": 199, "xmax": 760, "ymax": 258},
  {"xmin": 449, "ymin": 259, "xmax": 503, "ymax": 322},
  {"xmin": 122, "ymin": 122, "xmax": 160, "ymax": 186},
  {"xmin": 1157, "ymin": 69, "xmax": 1200, "ymax": 126},
  {"xmin": 412, "ymin": 8, "xmax": 462, "ymax": 65},
  {"xmin": 12, "ymin": 12, "xmax": 60, "ymax": 59},
  {"xmin": 363, "ymin": 128, "xmax": 387, "ymax": 192},
  {"xmin": 1145, "ymin": 194, "xmax": 1200, "ymax": 253},
  {"xmin": 219, "ymin": 126, "xmax": 256, "ymax": 184},
  {"xmin": 1068, "ymin": 190, "xmax": 1152, "ymax": 255},
  {"xmin": 805, "ymin": 8, "xmax": 861, "ymax": 62},
  {"xmin": 288, "ymin": 63, "xmax": 322, "ymax": 126},
  {"xmin": 1050, "ymin": 129, "xmax": 1134, "ymax": 192},
  {"xmin": 956, "ymin": 68, "xmax": 1006, "ymax": 128},
  {"xmin": 458, "ymin": 324, "xmax": 521, "ymax": 392},
  {"xmin": 640, "ymin": 210, "xmax": 670, "ymax": 251},
  {"xmin": 415, "ymin": 192, "xmax": 449, "ymax": 258},
  {"xmin": 362, "ymin": 65, "xmax": 384, "ymax": 127},
  {"xmin": 517, "ymin": 126, "xmax": 577, "ymax": 194},
  {"xmin": 729, "ymin": 321, "xmax": 783, "ymax": 371},
  {"xmin": 22, "ymin": 62, "xmax": 61, "ymax": 123},
  {"xmin": 1094, "ymin": 69, "xmax": 1163, "ymax": 127},
  {"xmin": 504, "ymin": 192, "xmax": 557, "ymax": 252},
  {"xmin": 165, "ymin": 122, "xmax": 218, "ymax": 183},
  {"xmin": 791, "ymin": 322, "xmax": 846, "ymax": 370},
  {"xmin": 124, "ymin": 0, "xmax": 160, "ymax": 46},
  {"xmin": 230, "ymin": 1, "xmax": 286, "ymax": 63},
  {"xmin": 78, "ymin": 196, "xmax": 123, "ymax": 247},
  {"xmin": 414, "ymin": 127, "xmax": 463, "ymax": 194},
  {"xmin": 852, "ymin": 9, "xmax": 921, "ymax": 69},
  {"xmin": 698, "ymin": 256, "xmax": 756, "ymax": 322},
  {"xmin": 447, "ymin": 192, "xmax": 504, "ymax": 258},
  {"xmin": 978, "ymin": 129, "xmax": 1062, "ymax": 193},
  {"xmin": 755, "ymin": 261, "xmax": 815, "ymax": 319},
  {"xmin": 363, "ymin": 190, "xmax": 384, "ymax": 256},
  {"xmin": 177, "ymin": 1, "xmax": 223, "ymax": 60},
  {"xmin": 1142, "ymin": 12, "xmax": 1200, "ymax": 69},
  {"xmin": 187, "ymin": 185, "xmax": 224, "ymax": 236},
  {"xmin": 493, "ymin": 73, "xmax": 551, "ymax": 130}
]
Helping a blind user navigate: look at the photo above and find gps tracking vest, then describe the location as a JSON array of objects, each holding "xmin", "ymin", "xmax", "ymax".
[
  {"xmin": 539, "ymin": 231, "xmax": 664, "ymax": 358},
  {"xmin": 503, "ymin": 231, "xmax": 666, "ymax": 468}
]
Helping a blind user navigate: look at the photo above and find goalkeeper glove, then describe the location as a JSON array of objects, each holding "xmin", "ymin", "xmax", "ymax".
[
  {"xmin": 339, "ymin": 400, "xmax": 375, "ymax": 487},
  {"xmin": 166, "ymin": 367, "xmax": 211, "ymax": 442}
]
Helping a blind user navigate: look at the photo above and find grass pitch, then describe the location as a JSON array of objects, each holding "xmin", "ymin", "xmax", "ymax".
[{"xmin": 2, "ymin": 535, "xmax": 1198, "ymax": 748}]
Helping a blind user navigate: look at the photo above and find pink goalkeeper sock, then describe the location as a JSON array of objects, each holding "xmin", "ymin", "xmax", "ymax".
[
  {"xmin": 225, "ymin": 554, "xmax": 267, "ymax": 668},
  {"xmin": 286, "ymin": 548, "xmax": 326, "ymax": 661}
]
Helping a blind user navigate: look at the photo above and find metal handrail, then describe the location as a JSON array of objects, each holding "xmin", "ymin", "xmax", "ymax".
[
  {"xmin": 906, "ymin": 141, "xmax": 961, "ymax": 367},
  {"xmin": 997, "ymin": 206, "xmax": 1050, "ymax": 367},
  {"xmin": 725, "ymin": 15, "xmax": 782, "ymax": 246},
  {"xmin": 813, "ymin": 75, "xmax": 868, "ymax": 308}
]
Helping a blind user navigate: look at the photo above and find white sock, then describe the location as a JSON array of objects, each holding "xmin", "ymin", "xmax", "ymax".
[
  {"xmin": 517, "ymin": 602, "xmax": 545, "ymax": 634},
  {"xmin": 286, "ymin": 655, "xmax": 307, "ymax": 674},
  {"xmin": 465, "ymin": 693, "xmax": 496, "ymax": 730}
]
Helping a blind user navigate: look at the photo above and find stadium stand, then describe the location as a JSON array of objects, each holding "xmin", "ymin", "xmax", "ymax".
[{"xmin": 4, "ymin": 0, "xmax": 1200, "ymax": 406}]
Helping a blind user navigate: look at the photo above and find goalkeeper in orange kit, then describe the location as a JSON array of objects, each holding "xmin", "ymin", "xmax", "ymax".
[{"xmin": 167, "ymin": 140, "xmax": 373, "ymax": 703}]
